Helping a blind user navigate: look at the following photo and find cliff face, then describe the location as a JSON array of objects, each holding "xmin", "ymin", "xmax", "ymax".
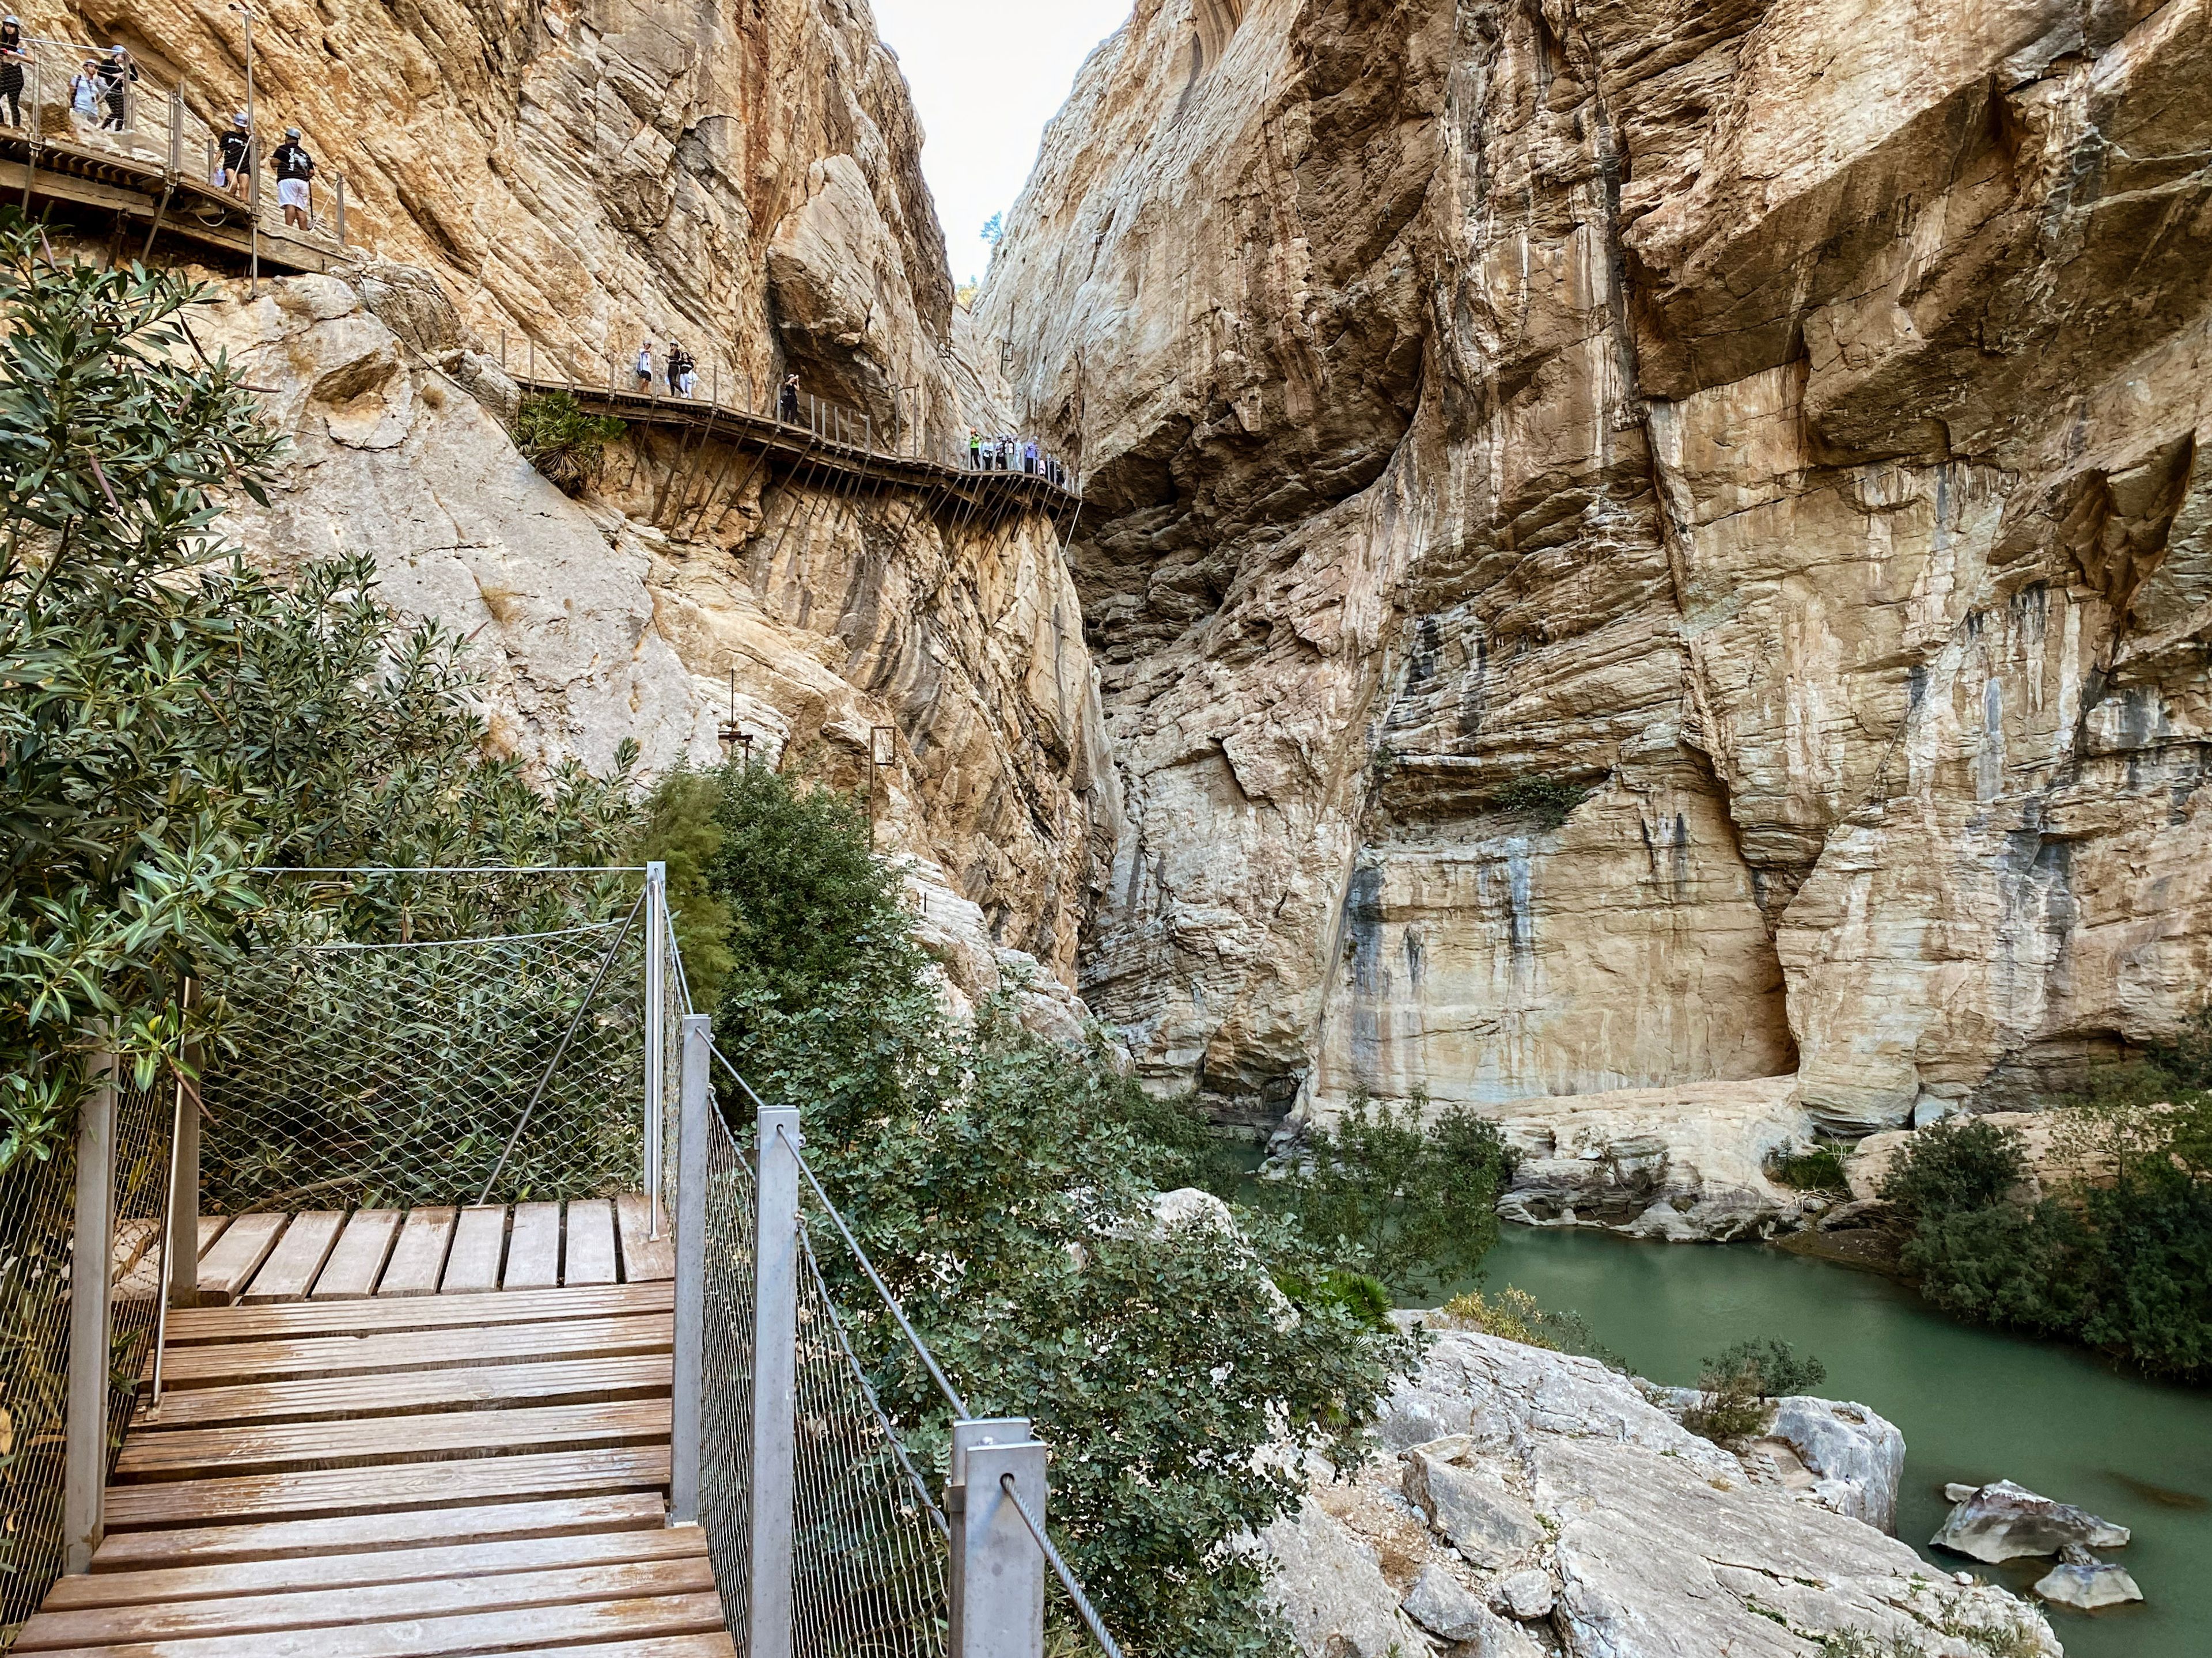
[{"xmin": 978, "ymin": 0, "xmax": 2212, "ymax": 1132}]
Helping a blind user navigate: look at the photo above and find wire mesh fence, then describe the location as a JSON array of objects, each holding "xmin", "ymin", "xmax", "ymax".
[
  {"xmin": 791, "ymin": 1227, "xmax": 950, "ymax": 1658},
  {"xmin": 0, "ymin": 1063, "xmax": 175, "ymax": 1648},
  {"xmin": 696, "ymin": 1109, "xmax": 758, "ymax": 1642},
  {"xmin": 198, "ymin": 873, "xmax": 649, "ymax": 1212}
]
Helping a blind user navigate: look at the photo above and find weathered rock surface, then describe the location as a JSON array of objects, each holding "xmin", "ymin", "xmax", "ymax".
[
  {"xmin": 979, "ymin": 0, "xmax": 2212, "ymax": 1145},
  {"xmin": 2034, "ymin": 1546, "xmax": 2145, "ymax": 1611},
  {"xmin": 1934, "ymin": 1480, "xmax": 2132, "ymax": 1565},
  {"xmin": 1761, "ymin": 1397, "xmax": 1908, "ymax": 1534},
  {"xmin": 1263, "ymin": 1329, "xmax": 2059, "ymax": 1657}
]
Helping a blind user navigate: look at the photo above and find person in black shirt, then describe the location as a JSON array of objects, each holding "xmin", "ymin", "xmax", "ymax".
[
  {"xmin": 217, "ymin": 112, "xmax": 252, "ymax": 198},
  {"xmin": 97, "ymin": 45, "xmax": 135, "ymax": 132},
  {"xmin": 0, "ymin": 19, "xmax": 29, "ymax": 130},
  {"xmin": 271, "ymin": 126, "xmax": 315, "ymax": 229},
  {"xmin": 779, "ymin": 373, "xmax": 800, "ymax": 424}
]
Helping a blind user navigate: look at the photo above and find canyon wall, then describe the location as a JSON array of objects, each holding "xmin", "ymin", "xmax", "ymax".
[{"xmin": 978, "ymin": 0, "xmax": 2212, "ymax": 1138}]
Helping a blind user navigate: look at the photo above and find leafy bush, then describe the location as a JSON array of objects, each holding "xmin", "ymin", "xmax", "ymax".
[
  {"xmin": 513, "ymin": 390, "xmax": 626, "ymax": 494},
  {"xmin": 1272, "ymin": 1092, "xmax": 1514, "ymax": 1299},
  {"xmin": 1772, "ymin": 1144, "xmax": 1850, "ymax": 1191},
  {"xmin": 668, "ymin": 759, "xmax": 1418, "ymax": 1657},
  {"xmin": 1487, "ymin": 774, "xmax": 1590, "ymax": 828},
  {"xmin": 1440, "ymin": 1285, "xmax": 1624, "ymax": 1370},
  {"xmin": 1685, "ymin": 1337, "xmax": 1825, "ymax": 1442}
]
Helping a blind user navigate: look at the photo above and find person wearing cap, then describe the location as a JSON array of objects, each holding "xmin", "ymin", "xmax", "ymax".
[
  {"xmin": 71, "ymin": 59, "xmax": 102, "ymax": 130},
  {"xmin": 634, "ymin": 339, "xmax": 654, "ymax": 391},
  {"xmin": 0, "ymin": 18, "xmax": 29, "ymax": 130},
  {"xmin": 96, "ymin": 44, "xmax": 136, "ymax": 132},
  {"xmin": 217, "ymin": 112, "xmax": 251, "ymax": 196},
  {"xmin": 271, "ymin": 126, "xmax": 315, "ymax": 229}
]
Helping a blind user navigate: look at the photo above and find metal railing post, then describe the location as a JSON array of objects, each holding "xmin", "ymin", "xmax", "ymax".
[
  {"xmin": 949, "ymin": 1418, "xmax": 1047, "ymax": 1658},
  {"xmin": 63, "ymin": 1042, "xmax": 118, "ymax": 1575},
  {"xmin": 667, "ymin": 1012, "xmax": 711, "ymax": 1526},
  {"xmin": 165, "ymin": 1031, "xmax": 200, "ymax": 1312},
  {"xmin": 643, "ymin": 860, "xmax": 668, "ymax": 1236},
  {"xmin": 335, "ymin": 172, "xmax": 345, "ymax": 246},
  {"xmin": 749, "ymin": 1101, "xmax": 802, "ymax": 1658}
]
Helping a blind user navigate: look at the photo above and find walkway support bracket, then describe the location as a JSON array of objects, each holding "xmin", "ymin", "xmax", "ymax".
[
  {"xmin": 749, "ymin": 1101, "xmax": 802, "ymax": 1658},
  {"xmin": 949, "ymin": 1418, "xmax": 1048, "ymax": 1658},
  {"xmin": 667, "ymin": 1011, "xmax": 711, "ymax": 1526},
  {"xmin": 63, "ymin": 1040, "xmax": 118, "ymax": 1574}
]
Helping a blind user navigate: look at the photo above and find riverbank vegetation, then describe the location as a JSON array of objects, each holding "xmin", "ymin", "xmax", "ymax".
[{"xmin": 1880, "ymin": 1038, "xmax": 2212, "ymax": 1380}]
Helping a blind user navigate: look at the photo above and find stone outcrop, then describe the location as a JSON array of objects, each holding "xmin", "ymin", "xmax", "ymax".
[
  {"xmin": 977, "ymin": 0, "xmax": 2212, "ymax": 1148},
  {"xmin": 1933, "ymin": 1480, "xmax": 2131, "ymax": 1566},
  {"xmin": 1262, "ymin": 1327, "xmax": 2059, "ymax": 1657}
]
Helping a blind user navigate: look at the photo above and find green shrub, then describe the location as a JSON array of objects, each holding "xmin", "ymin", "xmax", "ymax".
[
  {"xmin": 1772, "ymin": 1144, "xmax": 1850, "ymax": 1191},
  {"xmin": 1440, "ymin": 1285, "xmax": 1625, "ymax": 1370},
  {"xmin": 1685, "ymin": 1337, "xmax": 1825, "ymax": 1442},
  {"xmin": 514, "ymin": 390, "xmax": 626, "ymax": 494},
  {"xmin": 1487, "ymin": 775, "xmax": 1590, "ymax": 827}
]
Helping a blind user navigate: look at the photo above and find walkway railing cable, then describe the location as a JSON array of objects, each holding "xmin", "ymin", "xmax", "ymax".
[{"xmin": 1001, "ymin": 1473, "xmax": 1128, "ymax": 1658}]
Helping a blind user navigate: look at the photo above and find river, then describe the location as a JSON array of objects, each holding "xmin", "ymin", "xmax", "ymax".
[{"xmin": 1423, "ymin": 1225, "xmax": 2211, "ymax": 1658}]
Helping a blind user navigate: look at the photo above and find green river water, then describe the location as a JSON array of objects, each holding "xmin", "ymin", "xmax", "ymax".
[{"xmin": 1427, "ymin": 1226, "xmax": 2212, "ymax": 1658}]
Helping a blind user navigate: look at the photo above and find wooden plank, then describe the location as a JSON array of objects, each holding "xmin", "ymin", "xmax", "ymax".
[
  {"xmin": 195, "ymin": 1215, "xmax": 230, "ymax": 1259},
  {"xmin": 116, "ymin": 1401, "xmax": 672, "ymax": 1478},
  {"xmin": 90, "ymin": 1494, "xmax": 667, "ymax": 1571},
  {"xmin": 614, "ymin": 1194, "xmax": 673, "ymax": 1283},
  {"xmin": 310, "ymin": 1210, "xmax": 401, "ymax": 1301},
  {"xmin": 195, "ymin": 1215, "xmax": 288, "ymax": 1303},
  {"xmin": 439, "ymin": 1206, "xmax": 508, "ymax": 1294},
  {"xmin": 48, "ymin": 1527, "xmax": 707, "ymax": 1610},
  {"xmin": 241, "ymin": 1212, "xmax": 346, "ymax": 1305},
  {"xmin": 563, "ymin": 1200, "xmax": 618, "ymax": 1285},
  {"xmin": 376, "ymin": 1206, "xmax": 456, "ymax": 1296},
  {"xmin": 12, "ymin": 1591, "xmax": 725, "ymax": 1657},
  {"xmin": 502, "ymin": 1202, "xmax": 562, "ymax": 1290},
  {"xmin": 104, "ymin": 1445, "xmax": 672, "ymax": 1527},
  {"xmin": 15, "ymin": 1557, "xmax": 715, "ymax": 1649},
  {"xmin": 165, "ymin": 1281, "xmax": 671, "ymax": 1345},
  {"xmin": 134, "ymin": 1355, "xmax": 671, "ymax": 1431},
  {"xmin": 155, "ymin": 1313, "xmax": 672, "ymax": 1388}
]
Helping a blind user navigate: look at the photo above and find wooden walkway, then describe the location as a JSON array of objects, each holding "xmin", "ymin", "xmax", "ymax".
[{"xmin": 14, "ymin": 1201, "xmax": 733, "ymax": 1658}]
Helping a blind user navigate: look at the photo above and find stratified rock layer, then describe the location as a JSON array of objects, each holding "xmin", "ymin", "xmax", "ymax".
[{"xmin": 979, "ymin": 0, "xmax": 2212, "ymax": 1136}]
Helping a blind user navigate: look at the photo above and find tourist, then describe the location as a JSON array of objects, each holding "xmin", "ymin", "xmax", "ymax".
[
  {"xmin": 968, "ymin": 428, "xmax": 980, "ymax": 469},
  {"xmin": 71, "ymin": 60, "xmax": 102, "ymax": 130},
  {"xmin": 634, "ymin": 339, "xmax": 654, "ymax": 391},
  {"xmin": 1024, "ymin": 439, "xmax": 1038, "ymax": 476},
  {"xmin": 0, "ymin": 19, "xmax": 29, "ymax": 130},
  {"xmin": 271, "ymin": 127, "xmax": 315, "ymax": 230},
  {"xmin": 669, "ymin": 343, "xmax": 695, "ymax": 398},
  {"xmin": 779, "ymin": 373, "xmax": 800, "ymax": 423},
  {"xmin": 217, "ymin": 112, "xmax": 251, "ymax": 195},
  {"xmin": 96, "ymin": 45, "xmax": 135, "ymax": 132}
]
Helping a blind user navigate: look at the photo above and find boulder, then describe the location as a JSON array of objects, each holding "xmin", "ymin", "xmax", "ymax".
[
  {"xmin": 1400, "ymin": 1562, "xmax": 1492, "ymax": 1641},
  {"xmin": 1764, "ymin": 1397, "xmax": 1906, "ymax": 1532},
  {"xmin": 2035, "ymin": 1545, "xmax": 2145, "ymax": 1610},
  {"xmin": 1490, "ymin": 1567, "xmax": 1555, "ymax": 1621},
  {"xmin": 1257, "ymin": 1500, "xmax": 1426, "ymax": 1658},
  {"xmin": 1401, "ymin": 1441, "xmax": 1544, "ymax": 1568},
  {"xmin": 1933, "ymin": 1479, "xmax": 2131, "ymax": 1563}
]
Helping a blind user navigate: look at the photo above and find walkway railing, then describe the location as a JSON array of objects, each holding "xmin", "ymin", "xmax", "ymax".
[{"xmin": 2, "ymin": 860, "xmax": 1123, "ymax": 1657}]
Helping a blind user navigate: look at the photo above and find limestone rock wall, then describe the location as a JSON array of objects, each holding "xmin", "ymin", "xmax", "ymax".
[{"xmin": 978, "ymin": 0, "xmax": 2212, "ymax": 1130}]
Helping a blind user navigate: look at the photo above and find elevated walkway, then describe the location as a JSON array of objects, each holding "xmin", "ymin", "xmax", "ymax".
[
  {"xmin": 12, "ymin": 1200, "xmax": 731, "ymax": 1658},
  {"xmin": 515, "ymin": 375, "xmax": 1083, "ymax": 531}
]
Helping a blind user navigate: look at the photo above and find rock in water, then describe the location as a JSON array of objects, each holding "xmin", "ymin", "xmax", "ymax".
[
  {"xmin": 2035, "ymin": 1545, "xmax": 2146, "ymax": 1610},
  {"xmin": 1764, "ymin": 1397, "xmax": 1907, "ymax": 1532},
  {"xmin": 1934, "ymin": 1479, "xmax": 2132, "ymax": 1563}
]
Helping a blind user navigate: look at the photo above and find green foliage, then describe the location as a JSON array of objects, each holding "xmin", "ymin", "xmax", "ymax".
[
  {"xmin": 1274, "ymin": 1266, "xmax": 1395, "ymax": 1331},
  {"xmin": 1439, "ymin": 1284, "xmax": 1625, "ymax": 1369},
  {"xmin": 687, "ymin": 760, "xmax": 1414, "ymax": 1657},
  {"xmin": 634, "ymin": 768, "xmax": 737, "ymax": 1005},
  {"xmin": 1274, "ymin": 1093, "xmax": 1513, "ymax": 1299},
  {"xmin": 1684, "ymin": 1338, "xmax": 1825, "ymax": 1443},
  {"xmin": 2147, "ymin": 1000, "xmax": 2212, "ymax": 1091},
  {"xmin": 1880, "ymin": 1116, "xmax": 2031, "ymax": 1217},
  {"xmin": 1116, "ymin": 1086, "xmax": 1253, "ymax": 1200},
  {"xmin": 1487, "ymin": 774, "xmax": 1590, "ymax": 828},
  {"xmin": 513, "ymin": 390, "xmax": 626, "ymax": 495},
  {"xmin": 1771, "ymin": 1144, "xmax": 1850, "ymax": 1191}
]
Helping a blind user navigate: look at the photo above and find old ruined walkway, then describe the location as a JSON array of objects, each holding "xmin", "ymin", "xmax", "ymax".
[{"xmin": 12, "ymin": 1201, "xmax": 733, "ymax": 1658}]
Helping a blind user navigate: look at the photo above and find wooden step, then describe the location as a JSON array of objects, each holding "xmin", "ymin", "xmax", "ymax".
[
  {"xmin": 104, "ymin": 1446, "xmax": 673, "ymax": 1528},
  {"xmin": 440, "ymin": 1206, "xmax": 509, "ymax": 1294},
  {"xmin": 47, "ymin": 1527, "xmax": 708, "ymax": 1611},
  {"xmin": 242, "ymin": 1213, "xmax": 346, "ymax": 1304},
  {"xmin": 164, "ymin": 1282, "xmax": 672, "ymax": 1345},
  {"xmin": 90, "ymin": 1495, "xmax": 669, "ymax": 1572},
  {"xmin": 196, "ymin": 1214, "xmax": 289, "ymax": 1302},
  {"xmin": 155, "ymin": 1314, "xmax": 673, "ymax": 1388},
  {"xmin": 376, "ymin": 1207, "xmax": 456, "ymax": 1296},
  {"xmin": 14, "ymin": 1557, "xmax": 715, "ymax": 1649},
  {"xmin": 116, "ymin": 1402, "xmax": 672, "ymax": 1480},
  {"xmin": 13, "ymin": 1590, "xmax": 727, "ymax": 1656},
  {"xmin": 563, "ymin": 1201, "xmax": 618, "ymax": 1286},
  {"xmin": 613, "ymin": 1196, "xmax": 672, "ymax": 1283},
  {"xmin": 503, "ymin": 1203, "xmax": 563, "ymax": 1290},
  {"xmin": 495, "ymin": 1640, "xmax": 736, "ymax": 1658},
  {"xmin": 309, "ymin": 1210, "xmax": 402, "ymax": 1300},
  {"xmin": 135, "ymin": 1356, "xmax": 671, "ymax": 1430}
]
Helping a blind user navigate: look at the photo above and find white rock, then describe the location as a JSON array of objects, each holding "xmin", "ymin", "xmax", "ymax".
[
  {"xmin": 1256, "ymin": 1501, "xmax": 1426, "ymax": 1658},
  {"xmin": 1934, "ymin": 1479, "xmax": 2131, "ymax": 1564},
  {"xmin": 1402, "ymin": 1443, "xmax": 1542, "ymax": 1569},
  {"xmin": 2035, "ymin": 1554, "xmax": 2144, "ymax": 1610},
  {"xmin": 1400, "ymin": 1562, "xmax": 1491, "ymax": 1640},
  {"xmin": 1490, "ymin": 1567, "xmax": 1556, "ymax": 1621},
  {"xmin": 1764, "ymin": 1397, "xmax": 1907, "ymax": 1532}
]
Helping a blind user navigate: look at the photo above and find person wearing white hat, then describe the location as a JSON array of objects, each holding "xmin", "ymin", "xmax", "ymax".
[
  {"xmin": 96, "ymin": 44, "xmax": 135, "ymax": 132},
  {"xmin": 218, "ymin": 112, "xmax": 252, "ymax": 196},
  {"xmin": 271, "ymin": 125, "xmax": 315, "ymax": 229},
  {"xmin": 0, "ymin": 18, "xmax": 29, "ymax": 130}
]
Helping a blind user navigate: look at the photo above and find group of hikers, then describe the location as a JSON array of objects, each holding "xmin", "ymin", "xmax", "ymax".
[
  {"xmin": 631, "ymin": 339, "xmax": 700, "ymax": 399},
  {"xmin": 0, "ymin": 20, "xmax": 320, "ymax": 232},
  {"xmin": 968, "ymin": 430, "xmax": 1066, "ymax": 485}
]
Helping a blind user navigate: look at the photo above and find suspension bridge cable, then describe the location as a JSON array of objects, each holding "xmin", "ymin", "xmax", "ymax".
[{"xmin": 999, "ymin": 1472, "xmax": 1126, "ymax": 1658}]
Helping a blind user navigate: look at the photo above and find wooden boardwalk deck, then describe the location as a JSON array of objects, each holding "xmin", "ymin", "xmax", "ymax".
[{"xmin": 14, "ymin": 1201, "xmax": 732, "ymax": 1658}]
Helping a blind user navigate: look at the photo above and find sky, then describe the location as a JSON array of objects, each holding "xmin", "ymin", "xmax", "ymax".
[{"xmin": 869, "ymin": 0, "xmax": 1134, "ymax": 289}]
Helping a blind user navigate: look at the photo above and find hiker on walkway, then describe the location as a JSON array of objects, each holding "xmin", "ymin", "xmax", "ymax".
[
  {"xmin": 0, "ymin": 20, "xmax": 29, "ymax": 130},
  {"xmin": 634, "ymin": 339, "xmax": 654, "ymax": 391},
  {"xmin": 71, "ymin": 59, "xmax": 102, "ymax": 130},
  {"xmin": 779, "ymin": 373, "xmax": 800, "ymax": 423},
  {"xmin": 217, "ymin": 112, "xmax": 251, "ymax": 196},
  {"xmin": 968, "ymin": 429, "xmax": 980, "ymax": 469},
  {"xmin": 1024, "ymin": 439, "xmax": 1039, "ymax": 476},
  {"xmin": 669, "ymin": 343, "xmax": 695, "ymax": 398},
  {"xmin": 97, "ymin": 45, "xmax": 135, "ymax": 132},
  {"xmin": 272, "ymin": 127, "xmax": 315, "ymax": 229}
]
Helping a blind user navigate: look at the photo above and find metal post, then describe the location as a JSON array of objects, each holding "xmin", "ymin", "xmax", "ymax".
[
  {"xmin": 230, "ymin": 3, "xmax": 259, "ymax": 297},
  {"xmin": 643, "ymin": 860, "xmax": 668, "ymax": 1236},
  {"xmin": 164, "ymin": 1044, "xmax": 200, "ymax": 1312},
  {"xmin": 749, "ymin": 1101, "xmax": 802, "ymax": 1658},
  {"xmin": 335, "ymin": 172, "xmax": 345, "ymax": 246},
  {"xmin": 949, "ymin": 1419, "xmax": 1048, "ymax": 1658},
  {"xmin": 667, "ymin": 1012, "xmax": 712, "ymax": 1526},
  {"xmin": 63, "ymin": 1044, "xmax": 119, "ymax": 1575}
]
